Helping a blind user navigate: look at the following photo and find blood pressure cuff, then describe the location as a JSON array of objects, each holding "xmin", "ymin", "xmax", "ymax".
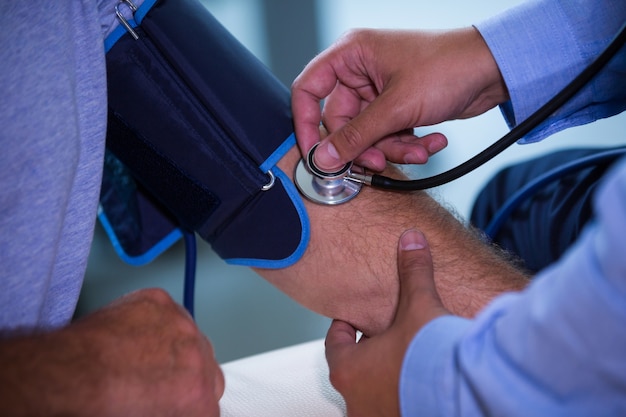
[{"xmin": 99, "ymin": 0, "xmax": 309, "ymax": 268}]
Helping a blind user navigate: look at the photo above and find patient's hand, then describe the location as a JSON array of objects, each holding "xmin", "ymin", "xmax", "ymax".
[{"xmin": 254, "ymin": 145, "xmax": 528, "ymax": 336}]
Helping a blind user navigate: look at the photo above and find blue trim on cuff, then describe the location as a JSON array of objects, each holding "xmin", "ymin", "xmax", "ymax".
[
  {"xmin": 260, "ymin": 132, "xmax": 296, "ymax": 173},
  {"xmin": 104, "ymin": 0, "xmax": 158, "ymax": 53},
  {"xmin": 104, "ymin": 22, "xmax": 136, "ymax": 52},
  {"xmin": 224, "ymin": 165, "xmax": 310, "ymax": 269},
  {"xmin": 135, "ymin": 0, "xmax": 158, "ymax": 23},
  {"xmin": 97, "ymin": 206, "xmax": 182, "ymax": 266}
]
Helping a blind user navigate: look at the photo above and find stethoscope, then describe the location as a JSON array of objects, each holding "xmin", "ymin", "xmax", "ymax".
[{"xmin": 295, "ymin": 22, "xmax": 626, "ymax": 205}]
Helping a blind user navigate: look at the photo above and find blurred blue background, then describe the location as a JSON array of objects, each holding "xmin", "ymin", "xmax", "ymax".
[{"xmin": 77, "ymin": 0, "xmax": 626, "ymax": 362}]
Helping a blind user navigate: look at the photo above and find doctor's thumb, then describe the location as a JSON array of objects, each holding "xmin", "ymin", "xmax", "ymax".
[
  {"xmin": 398, "ymin": 229, "xmax": 432, "ymax": 281},
  {"xmin": 316, "ymin": 102, "xmax": 399, "ymax": 171},
  {"xmin": 395, "ymin": 229, "xmax": 447, "ymax": 323}
]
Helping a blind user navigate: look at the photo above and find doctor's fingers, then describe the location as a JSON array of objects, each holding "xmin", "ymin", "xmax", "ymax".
[
  {"xmin": 321, "ymin": 85, "xmax": 448, "ymax": 170},
  {"xmin": 367, "ymin": 131, "xmax": 448, "ymax": 169},
  {"xmin": 313, "ymin": 86, "xmax": 425, "ymax": 171},
  {"xmin": 291, "ymin": 27, "xmax": 396, "ymax": 161},
  {"xmin": 291, "ymin": 44, "xmax": 355, "ymax": 158}
]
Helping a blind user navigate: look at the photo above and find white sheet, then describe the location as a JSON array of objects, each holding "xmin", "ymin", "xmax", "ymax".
[{"xmin": 220, "ymin": 338, "xmax": 346, "ymax": 416}]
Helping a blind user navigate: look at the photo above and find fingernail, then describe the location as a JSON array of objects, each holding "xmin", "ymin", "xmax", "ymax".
[
  {"xmin": 400, "ymin": 229, "xmax": 427, "ymax": 251},
  {"xmin": 403, "ymin": 153, "xmax": 418, "ymax": 164},
  {"xmin": 403, "ymin": 151, "xmax": 425, "ymax": 164},
  {"xmin": 315, "ymin": 142, "xmax": 341, "ymax": 170},
  {"xmin": 427, "ymin": 135, "xmax": 447, "ymax": 154}
]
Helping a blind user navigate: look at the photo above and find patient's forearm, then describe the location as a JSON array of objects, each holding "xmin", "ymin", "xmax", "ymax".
[{"xmin": 255, "ymin": 146, "xmax": 529, "ymax": 335}]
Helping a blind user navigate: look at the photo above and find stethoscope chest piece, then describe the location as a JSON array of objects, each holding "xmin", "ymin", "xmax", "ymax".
[{"xmin": 294, "ymin": 144, "xmax": 363, "ymax": 205}]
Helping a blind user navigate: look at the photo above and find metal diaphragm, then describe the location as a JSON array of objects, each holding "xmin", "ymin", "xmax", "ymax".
[{"xmin": 294, "ymin": 143, "xmax": 362, "ymax": 205}]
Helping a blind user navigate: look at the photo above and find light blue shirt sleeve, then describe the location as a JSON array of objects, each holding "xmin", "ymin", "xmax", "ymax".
[
  {"xmin": 474, "ymin": 0, "xmax": 626, "ymax": 143},
  {"xmin": 0, "ymin": 1, "xmax": 138, "ymax": 331},
  {"xmin": 401, "ymin": 157, "xmax": 626, "ymax": 416},
  {"xmin": 400, "ymin": 1, "xmax": 626, "ymax": 414}
]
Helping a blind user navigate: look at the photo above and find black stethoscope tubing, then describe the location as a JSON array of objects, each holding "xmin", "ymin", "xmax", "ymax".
[{"xmin": 370, "ymin": 22, "xmax": 626, "ymax": 191}]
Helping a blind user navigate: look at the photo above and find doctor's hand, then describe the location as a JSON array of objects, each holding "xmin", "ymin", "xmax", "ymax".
[
  {"xmin": 325, "ymin": 229, "xmax": 450, "ymax": 417},
  {"xmin": 291, "ymin": 27, "xmax": 508, "ymax": 172}
]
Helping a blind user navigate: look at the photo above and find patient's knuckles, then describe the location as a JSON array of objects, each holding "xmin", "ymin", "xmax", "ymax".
[
  {"xmin": 176, "ymin": 337, "xmax": 206, "ymax": 365},
  {"xmin": 133, "ymin": 301, "xmax": 204, "ymax": 350},
  {"xmin": 135, "ymin": 287, "xmax": 176, "ymax": 306}
]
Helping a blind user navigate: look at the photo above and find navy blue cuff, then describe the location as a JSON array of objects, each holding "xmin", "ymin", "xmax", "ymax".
[{"xmin": 99, "ymin": 0, "xmax": 308, "ymax": 268}]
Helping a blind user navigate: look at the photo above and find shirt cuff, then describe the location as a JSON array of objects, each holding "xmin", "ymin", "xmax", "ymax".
[
  {"xmin": 399, "ymin": 315, "xmax": 472, "ymax": 417},
  {"xmin": 474, "ymin": 0, "xmax": 626, "ymax": 144},
  {"xmin": 474, "ymin": 0, "xmax": 583, "ymax": 143}
]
